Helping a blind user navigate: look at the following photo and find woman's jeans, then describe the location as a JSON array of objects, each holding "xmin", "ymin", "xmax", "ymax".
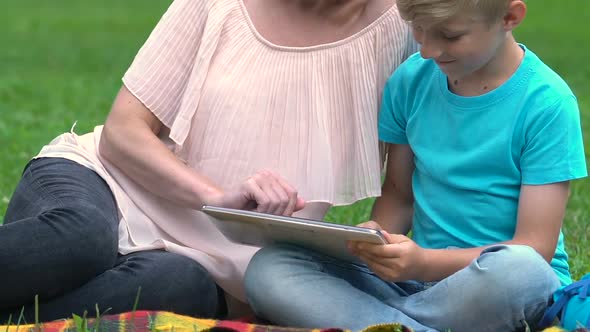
[
  {"xmin": 0, "ymin": 157, "xmax": 225, "ymax": 322},
  {"xmin": 245, "ymin": 243, "xmax": 560, "ymax": 332}
]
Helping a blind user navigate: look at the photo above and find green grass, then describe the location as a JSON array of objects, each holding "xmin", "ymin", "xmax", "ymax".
[{"xmin": 1, "ymin": 0, "xmax": 589, "ymax": 279}]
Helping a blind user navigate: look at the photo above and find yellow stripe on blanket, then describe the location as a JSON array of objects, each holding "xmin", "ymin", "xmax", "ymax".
[{"xmin": 0, "ymin": 311, "xmax": 578, "ymax": 332}]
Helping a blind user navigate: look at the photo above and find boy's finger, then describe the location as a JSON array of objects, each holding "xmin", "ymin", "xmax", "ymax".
[{"xmin": 382, "ymin": 231, "xmax": 408, "ymax": 244}]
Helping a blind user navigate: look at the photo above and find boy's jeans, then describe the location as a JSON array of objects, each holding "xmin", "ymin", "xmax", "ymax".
[
  {"xmin": 245, "ymin": 243, "xmax": 560, "ymax": 332},
  {"xmin": 0, "ymin": 157, "xmax": 225, "ymax": 322}
]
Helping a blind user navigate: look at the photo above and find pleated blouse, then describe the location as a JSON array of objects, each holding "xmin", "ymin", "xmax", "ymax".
[{"xmin": 35, "ymin": 0, "xmax": 417, "ymax": 302}]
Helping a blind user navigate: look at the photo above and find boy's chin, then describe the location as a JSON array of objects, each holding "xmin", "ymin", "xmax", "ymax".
[
  {"xmin": 435, "ymin": 62, "xmax": 458, "ymax": 76},
  {"xmin": 438, "ymin": 66, "xmax": 457, "ymax": 78}
]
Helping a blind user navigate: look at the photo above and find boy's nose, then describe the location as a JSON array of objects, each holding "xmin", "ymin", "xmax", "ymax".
[{"xmin": 419, "ymin": 42, "xmax": 442, "ymax": 60}]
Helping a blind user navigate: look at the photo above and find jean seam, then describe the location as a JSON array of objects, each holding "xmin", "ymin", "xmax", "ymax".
[
  {"xmin": 286, "ymin": 247, "xmax": 374, "ymax": 276},
  {"xmin": 314, "ymin": 257, "xmax": 376, "ymax": 276}
]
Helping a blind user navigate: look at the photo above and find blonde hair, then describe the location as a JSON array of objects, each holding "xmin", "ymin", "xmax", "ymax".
[{"xmin": 397, "ymin": 0, "xmax": 512, "ymax": 27}]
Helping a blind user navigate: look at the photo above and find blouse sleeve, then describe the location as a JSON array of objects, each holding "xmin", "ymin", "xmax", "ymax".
[{"xmin": 122, "ymin": 0, "xmax": 219, "ymax": 146}]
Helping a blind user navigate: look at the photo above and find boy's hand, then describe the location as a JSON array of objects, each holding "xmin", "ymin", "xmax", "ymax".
[
  {"xmin": 350, "ymin": 231, "xmax": 427, "ymax": 282},
  {"xmin": 355, "ymin": 220, "xmax": 383, "ymax": 231}
]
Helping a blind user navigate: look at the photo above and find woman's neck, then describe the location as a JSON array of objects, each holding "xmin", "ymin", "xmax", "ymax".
[
  {"xmin": 289, "ymin": 0, "xmax": 371, "ymax": 26},
  {"xmin": 242, "ymin": 0, "xmax": 390, "ymax": 47}
]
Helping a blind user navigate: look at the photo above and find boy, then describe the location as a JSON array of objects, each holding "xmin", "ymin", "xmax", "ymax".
[{"xmin": 244, "ymin": 1, "xmax": 587, "ymax": 331}]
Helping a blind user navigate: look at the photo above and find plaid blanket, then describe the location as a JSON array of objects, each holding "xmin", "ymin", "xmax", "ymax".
[
  {"xmin": 0, "ymin": 311, "xmax": 411, "ymax": 332},
  {"xmin": 1, "ymin": 311, "xmax": 586, "ymax": 332}
]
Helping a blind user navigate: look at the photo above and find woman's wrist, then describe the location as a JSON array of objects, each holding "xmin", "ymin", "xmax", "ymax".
[
  {"xmin": 181, "ymin": 169, "xmax": 224, "ymax": 209},
  {"xmin": 193, "ymin": 184, "xmax": 224, "ymax": 210}
]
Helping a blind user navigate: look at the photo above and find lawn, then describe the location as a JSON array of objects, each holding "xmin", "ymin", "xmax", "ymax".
[{"xmin": 1, "ymin": 0, "xmax": 589, "ymax": 279}]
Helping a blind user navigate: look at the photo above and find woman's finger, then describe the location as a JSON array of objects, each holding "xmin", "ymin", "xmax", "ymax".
[
  {"xmin": 242, "ymin": 176, "xmax": 269, "ymax": 211},
  {"xmin": 264, "ymin": 170, "xmax": 299, "ymax": 215},
  {"xmin": 274, "ymin": 178, "xmax": 299, "ymax": 216},
  {"xmin": 251, "ymin": 171, "xmax": 288, "ymax": 214},
  {"xmin": 268, "ymin": 180, "xmax": 290, "ymax": 215}
]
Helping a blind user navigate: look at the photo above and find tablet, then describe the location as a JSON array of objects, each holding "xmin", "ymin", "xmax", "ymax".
[{"xmin": 202, "ymin": 205, "xmax": 387, "ymax": 263}]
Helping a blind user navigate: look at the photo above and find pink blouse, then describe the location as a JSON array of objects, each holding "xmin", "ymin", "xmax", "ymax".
[{"xmin": 35, "ymin": 0, "xmax": 416, "ymax": 303}]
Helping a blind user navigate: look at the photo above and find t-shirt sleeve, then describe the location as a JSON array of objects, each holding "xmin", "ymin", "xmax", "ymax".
[
  {"xmin": 122, "ymin": 0, "xmax": 208, "ymax": 132},
  {"xmin": 378, "ymin": 67, "xmax": 409, "ymax": 145},
  {"xmin": 521, "ymin": 95, "xmax": 587, "ymax": 184}
]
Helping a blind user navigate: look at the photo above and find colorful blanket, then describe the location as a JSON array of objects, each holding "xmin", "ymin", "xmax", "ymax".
[
  {"xmin": 0, "ymin": 311, "xmax": 410, "ymax": 332},
  {"xmin": 1, "ymin": 311, "xmax": 587, "ymax": 332}
]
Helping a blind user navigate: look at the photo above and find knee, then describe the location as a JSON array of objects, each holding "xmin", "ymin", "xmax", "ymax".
[
  {"xmin": 245, "ymin": 245, "xmax": 285, "ymax": 294},
  {"xmin": 245, "ymin": 245, "xmax": 302, "ymax": 309},
  {"xmin": 478, "ymin": 245, "xmax": 555, "ymax": 280},
  {"xmin": 48, "ymin": 206, "xmax": 119, "ymax": 274},
  {"xmin": 472, "ymin": 245, "xmax": 560, "ymax": 308},
  {"xmin": 247, "ymin": 244, "xmax": 290, "ymax": 273},
  {"xmin": 140, "ymin": 251, "xmax": 223, "ymax": 318}
]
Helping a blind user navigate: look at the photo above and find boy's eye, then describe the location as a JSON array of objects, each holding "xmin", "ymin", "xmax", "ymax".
[{"xmin": 443, "ymin": 34, "xmax": 462, "ymax": 41}]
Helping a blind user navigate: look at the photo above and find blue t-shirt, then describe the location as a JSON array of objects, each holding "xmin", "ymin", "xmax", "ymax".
[{"xmin": 378, "ymin": 45, "xmax": 587, "ymax": 285}]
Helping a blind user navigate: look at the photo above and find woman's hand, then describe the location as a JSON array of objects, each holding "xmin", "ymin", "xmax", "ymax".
[
  {"xmin": 349, "ymin": 231, "xmax": 427, "ymax": 282},
  {"xmin": 101, "ymin": 86, "xmax": 305, "ymax": 215},
  {"xmin": 206, "ymin": 169, "xmax": 305, "ymax": 216}
]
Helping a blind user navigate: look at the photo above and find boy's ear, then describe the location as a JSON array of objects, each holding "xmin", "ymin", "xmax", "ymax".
[{"xmin": 503, "ymin": 0, "xmax": 527, "ymax": 31}]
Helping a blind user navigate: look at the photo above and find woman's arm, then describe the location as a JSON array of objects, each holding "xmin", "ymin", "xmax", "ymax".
[
  {"xmin": 99, "ymin": 85, "xmax": 304, "ymax": 215},
  {"xmin": 99, "ymin": 85, "xmax": 218, "ymax": 209}
]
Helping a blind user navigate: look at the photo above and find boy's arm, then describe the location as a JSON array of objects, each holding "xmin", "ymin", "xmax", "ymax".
[
  {"xmin": 370, "ymin": 143, "xmax": 415, "ymax": 235},
  {"xmin": 415, "ymin": 95, "xmax": 583, "ymax": 281},
  {"xmin": 417, "ymin": 182, "xmax": 569, "ymax": 281},
  {"xmin": 354, "ymin": 181, "xmax": 570, "ymax": 282},
  {"xmin": 511, "ymin": 182, "xmax": 569, "ymax": 261}
]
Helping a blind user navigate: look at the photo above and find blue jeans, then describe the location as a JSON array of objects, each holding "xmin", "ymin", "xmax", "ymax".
[
  {"xmin": 244, "ymin": 244, "xmax": 560, "ymax": 332},
  {"xmin": 0, "ymin": 157, "xmax": 226, "ymax": 322}
]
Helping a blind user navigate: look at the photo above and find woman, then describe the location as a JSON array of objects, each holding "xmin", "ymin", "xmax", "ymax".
[{"xmin": 0, "ymin": 0, "xmax": 416, "ymax": 322}]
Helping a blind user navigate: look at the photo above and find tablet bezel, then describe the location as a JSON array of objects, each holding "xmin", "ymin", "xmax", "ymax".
[{"xmin": 202, "ymin": 205, "xmax": 387, "ymax": 262}]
